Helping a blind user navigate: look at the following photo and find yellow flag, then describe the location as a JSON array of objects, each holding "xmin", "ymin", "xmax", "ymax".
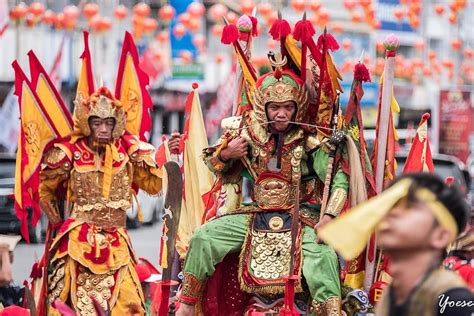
[{"xmin": 176, "ymin": 85, "xmax": 215, "ymax": 257}]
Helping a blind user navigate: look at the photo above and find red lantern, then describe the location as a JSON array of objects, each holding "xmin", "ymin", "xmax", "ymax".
[
  {"xmin": 173, "ymin": 23, "xmax": 186, "ymax": 38},
  {"xmin": 442, "ymin": 59, "xmax": 454, "ymax": 68},
  {"xmin": 178, "ymin": 12, "xmax": 191, "ymax": 27},
  {"xmin": 434, "ymin": 4, "xmax": 445, "ymax": 15},
  {"xmin": 409, "ymin": 2, "xmax": 421, "ymax": 15},
  {"xmin": 309, "ymin": 0, "xmax": 321, "ymax": 12},
  {"xmin": 451, "ymin": 39, "xmax": 462, "ymax": 50},
  {"xmin": 423, "ymin": 66, "xmax": 432, "ymax": 77},
  {"xmin": 215, "ymin": 54, "xmax": 224, "ymax": 64},
  {"xmin": 133, "ymin": 3, "xmax": 151, "ymax": 17},
  {"xmin": 393, "ymin": 8, "xmax": 405, "ymax": 21},
  {"xmin": 25, "ymin": 15, "xmax": 36, "ymax": 28},
  {"xmin": 464, "ymin": 48, "xmax": 474, "ymax": 59},
  {"xmin": 318, "ymin": 8, "xmax": 331, "ymax": 22},
  {"xmin": 342, "ymin": 39, "xmax": 352, "ymax": 51},
  {"xmin": 258, "ymin": 3, "xmax": 273, "ymax": 17},
  {"xmin": 376, "ymin": 42, "xmax": 384, "ymax": 54},
  {"xmin": 226, "ymin": 11, "xmax": 239, "ymax": 24},
  {"xmin": 211, "ymin": 24, "xmax": 224, "ymax": 37},
  {"xmin": 187, "ymin": 2, "xmax": 205, "ymax": 17},
  {"xmin": 428, "ymin": 50, "xmax": 436, "ymax": 60},
  {"xmin": 414, "ymin": 40, "xmax": 425, "ymax": 51},
  {"xmin": 409, "ymin": 16, "xmax": 420, "ymax": 28},
  {"xmin": 83, "ymin": 3, "xmax": 99, "ymax": 19},
  {"xmin": 291, "ymin": 0, "xmax": 306, "ymax": 12},
  {"xmin": 449, "ymin": 13, "xmax": 458, "ymax": 24},
  {"xmin": 331, "ymin": 22, "xmax": 344, "ymax": 33},
  {"xmin": 360, "ymin": 0, "xmax": 372, "ymax": 7},
  {"xmin": 351, "ymin": 12, "xmax": 363, "ymax": 23},
  {"xmin": 159, "ymin": 5, "xmax": 176, "ymax": 22},
  {"xmin": 99, "ymin": 17, "xmax": 112, "ymax": 32},
  {"xmin": 143, "ymin": 18, "xmax": 158, "ymax": 33},
  {"xmin": 412, "ymin": 58, "xmax": 423, "ymax": 68},
  {"xmin": 240, "ymin": 0, "xmax": 255, "ymax": 15},
  {"xmin": 343, "ymin": 0, "xmax": 357, "ymax": 11},
  {"xmin": 114, "ymin": 5, "xmax": 128, "ymax": 20},
  {"xmin": 55, "ymin": 12, "xmax": 65, "ymax": 29},
  {"xmin": 29, "ymin": 2, "xmax": 45, "ymax": 17},
  {"xmin": 156, "ymin": 31, "xmax": 169, "ymax": 43},
  {"xmin": 449, "ymin": 2, "xmax": 459, "ymax": 13},
  {"xmin": 64, "ymin": 5, "xmax": 80, "ymax": 21},
  {"xmin": 187, "ymin": 18, "xmax": 201, "ymax": 33},
  {"xmin": 88, "ymin": 14, "xmax": 101, "ymax": 31},
  {"xmin": 180, "ymin": 50, "xmax": 193, "ymax": 64},
  {"xmin": 192, "ymin": 34, "xmax": 206, "ymax": 48},
  {"xmin": 9, "ymin": 3, "xmax": 29, "ymax": 21},
  {"xmin": 371, "ymin": 20, "xmax": 381, "ymax": 29},
  {"xmin": 42, "ymin": 10, "xmax": 55, "ymax": 25},
  {"xmin": 209, "ymin": 4, "xmax": 228, "ymax": 22}
]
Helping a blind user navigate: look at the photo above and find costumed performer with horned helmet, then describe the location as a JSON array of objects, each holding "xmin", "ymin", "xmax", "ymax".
[
  {"xmin": 176, "ymin": 12, "xmax": 369, "ymax": 316},
  {"xmin": 14, "ymin": 32, "xmax": 180, "ymax": 315}
]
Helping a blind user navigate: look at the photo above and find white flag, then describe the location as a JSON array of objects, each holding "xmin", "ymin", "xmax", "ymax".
[
  {"xmin": 0, "ymin": 0, "xmax": 9, "ymax": 37},
  {"xmin": 0, "ymin": 89, "xmax": 19, "ymax": 153}
]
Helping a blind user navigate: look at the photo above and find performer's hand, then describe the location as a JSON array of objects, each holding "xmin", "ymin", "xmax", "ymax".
[
  {"xmin": 219, "ymin": 137, "xmax": 248, "ymax": 161},
  {"xmin": 168, "ymin": 132, "xmax": 181, "ymax": 154},
  {"xmin": 314, "ymin": 214, "xmax": 333, "ymax": 244}
]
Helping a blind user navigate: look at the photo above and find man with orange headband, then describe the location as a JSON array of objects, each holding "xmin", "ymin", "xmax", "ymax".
[{"xmin": 320, "ymin": 173, "xmax": 474, "ymax": 316}]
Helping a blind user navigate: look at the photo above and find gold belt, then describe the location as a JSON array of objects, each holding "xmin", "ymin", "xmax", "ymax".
[{"xmin": 70, "ymin": 207, "xmax": 127, "ymax": 228}]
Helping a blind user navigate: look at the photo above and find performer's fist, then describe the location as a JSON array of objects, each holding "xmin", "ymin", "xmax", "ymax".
[
  {"xmin": 314, "ymin": 214, "xmax": 334, "ymax": 244},
  {"xmin": 219, "ymin": 137, "xmax": 248, "ymax": 161},
  {"xmin": 168, "ymin": 132, "xmax": 182, "ymax": 154}
]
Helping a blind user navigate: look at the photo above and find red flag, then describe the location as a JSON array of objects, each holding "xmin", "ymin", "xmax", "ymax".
[{"xmin": 403, "ymin": 113, "xmax": 434, "ymax": 173}]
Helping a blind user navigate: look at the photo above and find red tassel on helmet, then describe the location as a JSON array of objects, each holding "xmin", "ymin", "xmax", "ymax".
[
  {"xmin": 274, "ymin": 67, "xmax": 283, "ymax": 80},
  {"xmin": 317, "ymin": 33, "xmax": 339, "ymax": 51},
  {"xmin": 249, "ymin": 16, "xmax": 259, "ymax": 36},
  {"xmin": 293, "ymin": 19, "xmax": 315, "ymax": 45},
  {"xmin": 269, "ymin": 18, "xmax": 291, "ymax": 40},
  {"xmin": 221, "ymin": 24, "xmax": 239, "ymax": 45},
  {"xmin": 354, "ymin": 63, "xmax": 371, "ymax": 82}
]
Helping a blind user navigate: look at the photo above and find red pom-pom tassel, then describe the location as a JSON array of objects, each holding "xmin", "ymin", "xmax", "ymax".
[
  {"xmin": 221, "ymin": 24, "xmax": 239, "ymax": 45},
  {"xmin": 269, "ymin": 18, "xmax": 291, "ymax": 40},
  {"xmin": 354, "ymin": 63, "xmax": 371, "ymax": 82},
  {"xmin": 249, "ymin": 16, "xmax": 259, "ymax": 36},
  {"xmin": 293, "ymin": 20, "xmax": 315, "ymax": 45},
  {"xmin": 317, "ymin": 33, "xmax": 340, "ymax": 51}
]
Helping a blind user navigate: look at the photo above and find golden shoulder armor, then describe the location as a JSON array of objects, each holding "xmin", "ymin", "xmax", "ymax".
[
  {"xmin": 129, "ymin": 140, "xmax": 156, "ymax": 167},
  {"xmin": 43, "ymin": 145, "xmax": 72, "ymax": 170},
  {"xmin": 221, "ymin": 116, "xmax": 242, "ymax": 131}
]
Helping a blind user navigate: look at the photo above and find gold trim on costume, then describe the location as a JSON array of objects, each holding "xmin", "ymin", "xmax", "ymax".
[
  {"xmin": 180, "ymin": 272, "xmax": 205, "ymax": 302},
  {"xmin": 325, "ymin": 188, "xmax": 347, "ymax": 217},
  {"xmin": 312, "ymin": 296, "xmax": 341, "ymax": 316},
  {"xmin": 76, "ymin": 267, "xmax": 115, "ymax": 315}
]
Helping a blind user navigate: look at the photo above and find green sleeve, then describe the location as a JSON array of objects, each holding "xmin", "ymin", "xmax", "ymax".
[{"xmin": 312, "ymin": 148, "xmax": 349, "ymax": 192}]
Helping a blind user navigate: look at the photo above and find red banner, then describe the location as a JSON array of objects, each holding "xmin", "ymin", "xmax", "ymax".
[{"xmin": 439, "ymin": 90, "xmax": 472, "ymax": 163}]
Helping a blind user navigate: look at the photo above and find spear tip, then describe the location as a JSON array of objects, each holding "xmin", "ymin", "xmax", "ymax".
[
  {"xmin": 302, "ymin": 11, "xmax": 307, "ymax": 21},
  {"xmin": 278, "ymin": 8, "xmax": 282, "ymax": 20}
]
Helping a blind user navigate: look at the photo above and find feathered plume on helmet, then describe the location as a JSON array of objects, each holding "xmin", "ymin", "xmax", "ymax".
[
  {"xmin": 71, "ymin": 31, "xmax": 153, "ymax": 143},
  {"xmin": 221, "ymin": 10, "xmax": 343, "ymax": 133}
]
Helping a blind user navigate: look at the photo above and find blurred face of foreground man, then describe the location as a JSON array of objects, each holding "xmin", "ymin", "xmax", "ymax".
[{"xmin": 374, "ymin": 173, "xmax": 474, "ymax": 316}]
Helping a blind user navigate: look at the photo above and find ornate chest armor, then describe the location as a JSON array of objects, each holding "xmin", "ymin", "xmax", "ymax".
[{"xmin": 70, "ymin": 165, "xmax": 131, "ymax": 227}]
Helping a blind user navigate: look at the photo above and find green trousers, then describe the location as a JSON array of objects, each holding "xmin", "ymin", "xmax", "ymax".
[{"xmin": 183, "ymin": 214, "xmax": 341, "ymax": 302}]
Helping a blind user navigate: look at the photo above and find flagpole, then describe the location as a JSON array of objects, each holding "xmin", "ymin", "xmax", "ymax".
[{"xmin": 365, "ymin": 34, "xmax": 399, "ymax": 291}]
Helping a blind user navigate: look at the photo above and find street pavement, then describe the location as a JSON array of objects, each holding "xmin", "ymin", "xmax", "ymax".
[{"xmin": 11, "ymin": 222, "xmax": 163, "ymax": 285}]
